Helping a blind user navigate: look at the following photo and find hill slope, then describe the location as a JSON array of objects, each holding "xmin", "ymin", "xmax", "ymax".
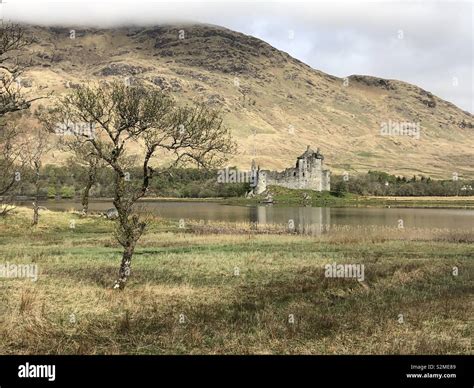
[{"xmin": 20, "ymin": 24, "xmax": 474, "ymax": 178}]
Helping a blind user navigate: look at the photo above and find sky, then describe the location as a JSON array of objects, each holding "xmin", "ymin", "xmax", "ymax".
[{"xmin": 3, "ymin": 0, "xmax": 473, "ymax": 113}]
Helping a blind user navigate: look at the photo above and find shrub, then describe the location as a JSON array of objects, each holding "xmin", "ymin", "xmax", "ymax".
[{"xmin": 60, "ymin": 185, "xmax": 75, "ymax": 198}]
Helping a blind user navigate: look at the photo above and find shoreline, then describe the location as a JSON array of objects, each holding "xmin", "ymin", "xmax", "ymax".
[{"xmin": 11, "ymin": 194, "xmax": 474, "ymax": 209}]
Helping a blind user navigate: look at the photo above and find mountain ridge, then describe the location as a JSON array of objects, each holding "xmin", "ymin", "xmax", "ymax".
[{"xmin": 17, "ymin": 23, "xmax": 474, "ymax": 178}]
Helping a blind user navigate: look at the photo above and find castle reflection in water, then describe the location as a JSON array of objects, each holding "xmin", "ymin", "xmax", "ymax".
[{"xmin": 249, "ymin": 206, "xmax": 331, "ymax": 235}]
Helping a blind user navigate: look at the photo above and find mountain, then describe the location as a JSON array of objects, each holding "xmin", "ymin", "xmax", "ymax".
[{"xmin": 20, "ymin": 24, "xmax": 474, "ymax": 178}]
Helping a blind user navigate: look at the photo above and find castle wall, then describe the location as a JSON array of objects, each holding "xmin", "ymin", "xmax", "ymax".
[{"xmin": 321, "ymin": 170, "xmax": 331, "ymax": 191}]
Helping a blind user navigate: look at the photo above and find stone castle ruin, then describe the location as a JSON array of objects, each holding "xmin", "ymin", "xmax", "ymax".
[{"xmin": 251, "ymin": 146, "xmax": 331, "ymax": 194}]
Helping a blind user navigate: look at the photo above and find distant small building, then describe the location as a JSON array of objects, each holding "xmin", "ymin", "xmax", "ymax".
[{"xmin": 251, "ymin": 146, "xmax": 331, "ymax": 194}]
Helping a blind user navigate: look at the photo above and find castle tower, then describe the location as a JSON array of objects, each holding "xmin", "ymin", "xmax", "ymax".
[
  {"xmin": 295, "ymin": 145, "xmax": 328, "ymax": 191},
  {"xmin": 250, "ymin": 159, "xmax": 267, "ymax": 194},
  {"xmin": 255, "ymin": 170, "xmax": 267, "ymax": 194}
]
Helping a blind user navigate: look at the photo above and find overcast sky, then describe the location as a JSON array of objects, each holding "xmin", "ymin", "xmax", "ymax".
[{"xmin": 4, "ymin": 0, "xmax": 473, "ymax": 112}]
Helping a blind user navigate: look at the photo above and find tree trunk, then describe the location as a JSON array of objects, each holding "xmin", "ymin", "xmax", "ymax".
[
  {"xmin": 81, "ymin": 180, "xmax": 93, "ymax": 215},
  {"xmin": 81, "ymin": 163, "xmax": 97, "ymax": 215},
  {"xmin": 113, "ymin": 243, "xmax": 135, "ymax": 290},
  {"xmin": 111, "ymin": 166, "xmax": 144, "ymax": 290},
  {"xmin": 32, "ymin": 201, "xmax": 39, "ymax": 226},
  {"xmin": 32, "ymin": 162, "xmax": 40, "ymax": 226}
]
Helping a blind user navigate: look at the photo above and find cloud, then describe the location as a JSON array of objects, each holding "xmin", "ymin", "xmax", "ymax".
[{"xmin": 4, "ymin": 0, "xmax": 473, "ymax": 112}]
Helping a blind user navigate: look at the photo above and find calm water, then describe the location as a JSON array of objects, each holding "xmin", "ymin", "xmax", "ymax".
[{"xmin": 27, "ymin": 200, "xmax": 474, "ymax": 230}]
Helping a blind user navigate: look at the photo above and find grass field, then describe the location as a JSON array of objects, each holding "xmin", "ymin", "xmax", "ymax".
[{"xmin": 0, "ymin": 207, "xmax": 472, "ymax": 354}]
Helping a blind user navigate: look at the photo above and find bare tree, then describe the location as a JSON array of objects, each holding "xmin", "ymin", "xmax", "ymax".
[
  {"xmin": 56, "ymin": 128, "xmax": 104, "ymax": 215},
  {"xmin": 37, "ymin": 104, "xmax": 104, "ymax": 215},
  {"xmin": 43, "ymin": 80, "xmax": 235, "ymax": 289},
  {"xmin": 0, "ymin": 123, "xmax": 23, "ymax": 214},
  {"xmin": 0, "ymin": 23, "xmax": 43, "ymax": 213},
  {"xmin": 20, "ymin": 124, "xmax": 52, "ymax": 225},
  {"xmin": 78, "ymin": 152, "xmax": 101, "ymax": 215},
  {"xmin": 0, "ymin": 24, "xmax": 30, "ymax": 115}
]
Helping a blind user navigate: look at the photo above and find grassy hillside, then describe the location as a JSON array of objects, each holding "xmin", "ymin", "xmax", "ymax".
[{"xmin": 18, "ymin": 24, "xmax": 474, "ymax": 178}]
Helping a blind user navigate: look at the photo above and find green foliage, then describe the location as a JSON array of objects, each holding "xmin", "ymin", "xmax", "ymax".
[
  {"xmin": 332, "ymin": 171, "xmax": 473, "ymax": 197},
  {"xmin": 47, "ymin": 186, "xmax": 56, "ymax": 198},
  {"xmin": 60, "ymin": 185, "xmax": 75, "ymax": 198},
  {"xmin": 16, "ymin": 164, "xmax": 249, "ymax": 199},
  {"xmin": 14, "ymin": 163, "xmax": 474, "ymax": 199}
]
